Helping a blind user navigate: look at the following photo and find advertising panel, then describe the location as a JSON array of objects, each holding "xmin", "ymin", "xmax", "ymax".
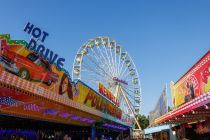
[
  {"xmin": 0, "ymin": 34, "xmax": 73, "ymax": 99},
  {"xmin": 0, "ymin": 80, "xmax": 100, "ymax": 126},
  {"xmin": 0, "ymin": 33, "xmax": 123, "ymax": 121},
  {"xmin": 170, "ymin": 51, "xmax": 210, "ymax": 108},
  {"xmin": 74, "ymin": 81, "xmax": 122, "ymax": 119}
]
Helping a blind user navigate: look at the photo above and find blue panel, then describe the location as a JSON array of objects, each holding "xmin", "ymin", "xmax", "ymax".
[{"xmin": 144, "ymin": 125, "xmax": 170, "ymax": 134}]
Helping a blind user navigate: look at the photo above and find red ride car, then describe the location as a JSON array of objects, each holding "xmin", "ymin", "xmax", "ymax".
[{"xmin": 0, "ymin": 40, "xmax": 59, "ymax": 86}]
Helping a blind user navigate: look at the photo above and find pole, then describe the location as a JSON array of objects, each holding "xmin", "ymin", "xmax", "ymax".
[
  {"xmin": 91, "ymin": 125, "xmax": 95, "ymax": 140},
  {"xmin": 119, "ymin": 86, "xmax": 142, "ymax": 130}
]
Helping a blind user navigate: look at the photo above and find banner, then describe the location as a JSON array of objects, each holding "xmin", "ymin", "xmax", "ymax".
[
  {"xmin": 149, "ymin": 87, "xmax": 167, "ymax": 125},
  {"xmin": 0, "ymin": 34, "xmax": 73, "ymax": 99},
  {"xmin": 74, "ymin": 81, "xmax": 122, "ymax": 119},
  {"xmin": 170, "ymin": 51, "xmax": 210, "ymax": 108},
  {"xmin": 0, "ymin": 34, "xmax": 124, "ymax": 121}
]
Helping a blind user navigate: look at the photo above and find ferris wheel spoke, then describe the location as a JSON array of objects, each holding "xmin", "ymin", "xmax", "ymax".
[
  {"xmin": 124, "ymin": 85, "xmax": 137, "ymax": 90},
  {"xmin": 120, "ymin": 69, "xmax": 132, "ymax": 81},
  {"xmin": 96, "ymin": 45, "xmax": 114, "ymax": 76},
  {"xmin": 108, "ymin": 38, "xmax": 116, "ymax": 76},
  {"xmin": 114, "ymin": 42, "xmax": 118, "ymax": 77},
  {"xmin": 119, "ymin": 65, "xmax": 129, "ymax": 80},
  {"xmin": 117, "ymin": 47, "xmax": 122, "ymax": 77},
  {"xmin": 123, "ymin": 87, "xmax": 141, "ymax": 111},
  {"xmin": 97, "ymin": 43, "xmax": 112, "ymax": 71},
  {"xmin": 123, "ymin": 90, "xmax": 135, "ymax": 103},
  {"xmin": 89, "ymin": 48, "xmax": 104, "ymax": 66},
  {"xmin": 82, "ymin": 63, "xmax": 112, "ymax": 81},
  {"xmin": 118, "ymin": 58, "xmax": 126, "ymax": 78},
  {"xmin": 91, "ymin": 48, "xmax": 111, "ymax": 73},
  {"xmin": 84, "ymin": 54, "xmax": 114, "ymax": 79},
  {"xmin": 102, "ymin": 42, "xmax": 115, "ymax": 76},
  {"xmin": 81, "ymin": 72, "xmax": 103, "ymax": 82},
  {"xmin": 104, "ymin": 38, "xmax": 115, "ymax": 75},
  {"xmin": 123, "ymin": 86, "xmax": 138, "ymax": 95},
  {"xmin": 81, "ymin": 71, "xmax": 112, "ymax": 85},
  {"xmin": 92, "ymin": 47, "xmax": 113, "ymax": 75},
  {"xmin": 82, "ymin": 63, "xmax": 104, "ymax": 76},
  {"xmin": 121, "ymin": 88, "xmax": 135, "ymax": 111},
  {"xmin": 124, "ymin": 92, "xmax": 135, "ymax": 104}
]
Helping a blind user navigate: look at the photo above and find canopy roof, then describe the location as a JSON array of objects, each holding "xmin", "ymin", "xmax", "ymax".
[{"xmin": 154, "ymin": 91, "xmax": 210, "ymax": 126}]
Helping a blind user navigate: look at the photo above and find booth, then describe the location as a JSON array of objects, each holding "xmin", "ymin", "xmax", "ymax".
[
  {"xmin": 154, "ymin": 51, "xmax": 210, "ymax": 140},
  {"xmin": 0, "ymin": 34, "xmax": 132, "ymax": 139}
]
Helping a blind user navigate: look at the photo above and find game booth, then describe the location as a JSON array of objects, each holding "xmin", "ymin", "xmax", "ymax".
[
  {"xmin": 154, "ymin": 51, "xmax": 210, "ymax": 140},
  {"xmin": 0, "ymin": 23, "xmax": 142, "ymax": 140}
]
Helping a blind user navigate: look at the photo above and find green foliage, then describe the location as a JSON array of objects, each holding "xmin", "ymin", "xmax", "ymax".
[
  {"xmin": 135, "ymin": 115, "xmax": 149, "ymax": 130},
  {"xmin": 168, "ymin": 106, "xmax": 172, "ymax": 112}
]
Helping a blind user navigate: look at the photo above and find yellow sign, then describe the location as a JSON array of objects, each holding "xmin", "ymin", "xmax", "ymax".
[{"xmin": 74, "ymin": 82, "xmax": 122, "ymax": 119}]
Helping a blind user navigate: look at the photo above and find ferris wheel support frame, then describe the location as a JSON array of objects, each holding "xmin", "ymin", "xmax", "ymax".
[{"xmin": 119, "ymin": 86, "xmax": 141, "ymax": 130}]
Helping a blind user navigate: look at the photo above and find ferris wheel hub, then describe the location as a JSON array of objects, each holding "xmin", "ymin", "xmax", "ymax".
[{"xmin": 113, "ymin": 77, "xmax": 128, "ymax": 85}]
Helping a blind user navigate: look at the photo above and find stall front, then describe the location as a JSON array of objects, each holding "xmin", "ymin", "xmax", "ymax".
[
  {"xmin": 155, "ymin": 51, "xmax": 210, "ymax": 140},
  {"xmin": 0, "ymin": 34, "xmax": 132, "ymax": 139}
]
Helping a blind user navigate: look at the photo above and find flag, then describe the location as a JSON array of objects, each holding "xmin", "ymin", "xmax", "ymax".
[{"xmin": 0, "ymin": 96, "xmax": 23, "ymax": 107}]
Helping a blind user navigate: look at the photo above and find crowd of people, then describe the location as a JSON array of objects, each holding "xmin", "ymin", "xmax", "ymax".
[
  {"xmin": 0, "ymin": 129, "xmax": 81, "ymax": 140},
  {"xmin": 0, "ymin": 129, "xmax": 125, "ymax": 140}
]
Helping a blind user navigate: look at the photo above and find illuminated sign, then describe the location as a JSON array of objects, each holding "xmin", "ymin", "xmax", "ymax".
[
  {"xmin": 102, "ymin": 123, "xmax": 127, "ymax": 131},
  {"xmin": 24, "ymin": 22, "xmax": 65, "ymax": 70},
  {"xmin": 0, "ymin": 33, "xmax": 130, "ymax": 126},
  {"xmin": 0, "ymin": 34, "xmax": 73, "ymax": 101},
  {"xmin": 84, "ymin": 90, "xmax": 122, "ymax": 119},
  {"xmin": 98, "ymin": 82, "xmax": 120, "ymax": 107},
  {"xmin": 113, "ymin": 77, "xmax": 128, "ymax": 85},
  {"xmin": 171, "ymin": 51, "xmax": 210, "ymax": 108},
  {"xmin": 74, "ymin": 81, "xmax": 122, "ymax": 119}
]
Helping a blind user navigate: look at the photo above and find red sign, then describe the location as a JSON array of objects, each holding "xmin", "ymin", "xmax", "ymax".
[
  {"xmin": 98, "ymin": 83, "xmax": 120, "ymax": 107},
  {"xmin": 171, "ymin": 51, "xmax": 210, "ymax": 108}
]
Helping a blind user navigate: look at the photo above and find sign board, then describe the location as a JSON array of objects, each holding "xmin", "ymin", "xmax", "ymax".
[
  {"xmin": 0, "ymin": 34, "xmax": 124, "ymax": 122},
  {"xmin": 170, "ymin": 51, "xmax": 210, "ymax": 108},
  {"xmin": 0, "ymin": 34, "xmax": 73, "ymax": 99},
  {"xmin": 75, "ymin": 81, "xmax": 122, "ymax": 119}
]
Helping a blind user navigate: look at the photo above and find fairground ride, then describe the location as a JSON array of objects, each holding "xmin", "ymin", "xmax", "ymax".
[{"xmin": 72, "ymin": 37, "xmax": 142, "ymax": 130}]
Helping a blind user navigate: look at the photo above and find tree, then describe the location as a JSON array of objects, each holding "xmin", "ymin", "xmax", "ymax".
[
  {"xmin": 135, "ymin": 115, "xmax": 149, "ymax": 130},
  {"xmin": 168, "ymin": 106, "xmax": 172, "ymax": 112}
]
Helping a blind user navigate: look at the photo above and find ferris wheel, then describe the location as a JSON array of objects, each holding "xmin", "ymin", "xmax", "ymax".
[{"xmin": 72, "ymin": 37, "xmax": 142, "ymax": 129}]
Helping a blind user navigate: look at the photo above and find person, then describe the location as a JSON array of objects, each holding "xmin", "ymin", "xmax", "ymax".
[
  {"xmin": 101, "ymin": 135, "xmax": 104, "ymax": 140},
  {"xmin": 2, "ymin": 132, "xmax": 8, "ymax": 140},
  {"xmin": 19, "ymin": 136, "xmax": 26, "ymax": 140},
  {"xmin": 189, "ymin": 83, "xmax": 195, "ymax": 99},
  {"xmin": 63, "ymin": 134, "xmax": 69, "ymax": 140}
]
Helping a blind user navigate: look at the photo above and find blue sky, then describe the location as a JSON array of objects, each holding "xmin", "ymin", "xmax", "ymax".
[{"xmin": 0, "ymin": 0, "xmax": 209, "ymax": 115}]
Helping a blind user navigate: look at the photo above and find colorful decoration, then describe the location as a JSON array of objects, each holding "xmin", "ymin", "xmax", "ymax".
[
  {"xmin": 170, "ymin": 51, "xmax": 210, "ymax": 108},
  {"xmin": 98, "ymin": 82, "xmax": 120, "ymax": 107},
  {"xmin": 0, "ymin": 33, "xmax": 132, "ymax": 128},
  {"xmin": 24, "ymin": 22, "xmax": 65, "ymax": 70},
  {"xmin": 0, "ymin": 97, "xmax": 23, "ymax": 107},
  {"xmin": 75, "ymin": 81, "xmax": 122, "ymax": 119},
  {"xmin": 102, "ymin": 123, "xmax": 127, "ymax": 131}
]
